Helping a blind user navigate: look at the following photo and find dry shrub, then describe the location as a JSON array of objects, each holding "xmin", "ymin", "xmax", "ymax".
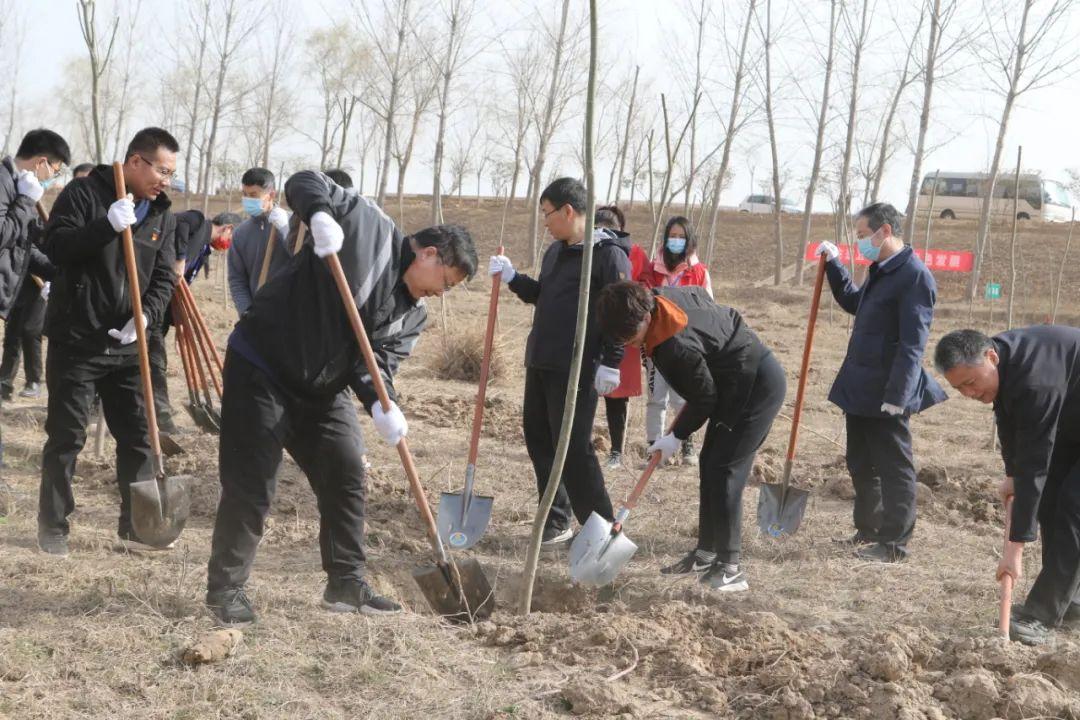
[{"xmin": 430, "ymin": 324, "xmax": 503, "ymax": 383}]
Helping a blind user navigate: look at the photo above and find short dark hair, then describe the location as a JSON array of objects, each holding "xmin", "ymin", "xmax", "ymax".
[
  {"xmin": 595, "ymin": 204, "xmax": 625, "ymax": 230},
  {"xmin": 597, "ymin": 281, "xmax": 655, "ymax": 343},
  {"xmin": 856, "ymin": 202, "xmax": 903, "ymax": 237},
  {"xmin": 211, "ymin": 211, "xmax": 243, "ymax": 227},
  {"xmin": 662, "ymin": 215, "xmax": 697, "ymax": 268},
  {"xmin": 411, "ymin": 224, "xmax": 478, "ymax": 280},
  {"xmin": 934, "ymin": 329, "xmax": 995, "ymax": 374},
  {"xmin": 125, "ymin": 127, "xmax": 179, "ymax": 161},
  {"xmin": 241, "ymin": 167, "xmax": 275, "ymax": 190},
  {"xmin": 71, "ymin": 163, "xmax": 95, "ymax": 178},
  {"xmin": 16, "ymin": 129, "xmax": 72, "ymax": 166},
  {"xmin": 325, "ymin": 168, "xmax": 354, "ymax": 189},
  {"xmin": 540, "ymin": 177, "xmax": 587, "ymax": 213}
]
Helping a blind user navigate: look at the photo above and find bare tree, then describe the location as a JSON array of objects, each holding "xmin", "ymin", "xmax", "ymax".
[
  {"xmin": 1006, "ymin": 147, "xmax": 1022, "ymax": 329},
  {"xmin": 610, "ymin": 65, "xmax": 640, "ymax": 203},
  {"xmin": 969, "ymin": 0, "xmax": 1079, "ymax": 298},
  {"xmin": 175, "ymin": 0, "xmax": 212, "ymax": 204},
  {"xmin": 496, "ymin": 40, "xmax": 541, "ymax": 207},
  {"xmin": 107, "ymin": 1, "xmax": 144, "ymax": 162},
  {"xmin": 837, "ymin": 0, "xmax": 872, "ymax": 224},
  {"xmin": 447, "ymin": 119, "xmax": 480, "ymax": 199},
  {"xmin": 758, "ymin": 0, "xmax": 785, "ymax": 285},
  {"xmin": 391, "ymin": 61, "xmax": 439, "ymax": 219},
  {"xmin": 1, "ymin": 4, "xmax": 23, "ymax": 156},
  {"xmin": 75, "ymin": 0, "xmax": 119, "ymax": 163},
  {"xmin": 647, "ymin": 93, "xmax": 701, "ymax": 258},
  {"xmin": 251, "ymin": 0, "xmax": 294, "ymax": 169}
]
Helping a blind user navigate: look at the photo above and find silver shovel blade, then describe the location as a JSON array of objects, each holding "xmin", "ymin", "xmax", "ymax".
[
  {"xmin": 437, "ymin": 491, "xmax": 494, "ymax": 550},
  {"xmin": 569, "ymin": 511, "xmax": 639, "ymax": 586},
  {"xmin": 756, "ymin": 483, "xmax": 811, "ymax": 537},
  {"xmin": 130, "ymin": 475, "xmax": 192, "ymax": 547}
]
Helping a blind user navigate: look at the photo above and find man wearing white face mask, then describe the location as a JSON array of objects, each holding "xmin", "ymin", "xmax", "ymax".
[
  {"xmin": 227, "ymin": 167, "xmax": 291, "ymax": 316},
  {"xmin": 818, "ymin": 202, "xmax": 946, "ymax": 563}
]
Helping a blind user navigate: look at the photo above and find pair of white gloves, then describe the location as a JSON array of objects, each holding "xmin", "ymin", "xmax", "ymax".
[{"xmin": 487, "ymin": 254, "xmax": 624, "ymax": 397}]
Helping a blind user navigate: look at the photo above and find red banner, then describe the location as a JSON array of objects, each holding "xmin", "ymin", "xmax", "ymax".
[{"xmin": 804, "ymin": 243, "xmax": 974, "ymax": 272}]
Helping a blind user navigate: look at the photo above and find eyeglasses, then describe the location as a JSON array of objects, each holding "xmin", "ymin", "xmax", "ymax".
[
  {"xmin": 542, "ymin": 204, "xmax": 565, "ymax": 219},
  {"xmin": 44, "ymin": 161, "xmax": 64, "ymax": 179},
  {"xmin": 137, "ymin": 154, "xmax": 177, "ymax": 180}
]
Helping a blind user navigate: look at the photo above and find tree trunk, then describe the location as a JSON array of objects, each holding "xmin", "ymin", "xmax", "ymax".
[
  {"xmin": 184, "ymin": 1, "xmax": 211, "ymax": 202},
  {"xmin": 200, "ymin": 1, "xmax": 238, "ymax": 216},
  {"xmin": 868, "ymin": 18, "xmax": 920, "ymax": 205},
  {"xmin": 612, "ymin": 65, "xmax": 639, "ymax": 204},
  {"xmin": 376, "ymin": 0, "xmax": 410, "ymax": 208},
  {"xmin": 430, "ymin": 2, "xmax": 462, "ymax": 225},
  {"xmin": 683, "ymin": 0, "xmax": 707, "ymax": 215},
  {"xmin": 904, "ymin": 0, "xmax": 942, "ymax": 239},
  {"xmin": 838, "ymin": 0, "xmax": 870, "ymax": 217},
  {"xmin": 1007, "ymin": 147, "xmax": 1022, "ymax": 329},
  {"xmin": 763, "ymin": 0, "xmax": 783, "ymax": 286},
  {"xmin": 1051, "ymin": 208, "xmax": 1075, "ymax": 323}
]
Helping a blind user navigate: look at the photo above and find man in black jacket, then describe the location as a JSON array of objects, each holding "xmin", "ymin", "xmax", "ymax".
[
  {"xmin": 206, "ymin": 170, "xmax": 478, "ymax": 626},
  {"xmin": 38, "ymin": 127, "xmax": 179, "ymax": 556},
  {"xmin": 0, "ymin": 226, "xmax": 55, "ymax": 401},
  {"xmin": 488, "ymin": 178, "xmax": 631, "ymax": 545},
  {"xmin": 935, "ymin": 327, "xmax": 1080, "ymax": 645},
  {"xmin": 597, "ymin": 282, "xmax": 786, "ymax": 592}
]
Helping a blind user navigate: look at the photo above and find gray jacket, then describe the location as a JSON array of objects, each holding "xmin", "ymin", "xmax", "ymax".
[
  {"xmin": 0, "ymin": 157, "xmax": 39, "ymax": 318},
  {"xmin": 226, "ymin": 214, "xmax": 293, "ymax": 315}
]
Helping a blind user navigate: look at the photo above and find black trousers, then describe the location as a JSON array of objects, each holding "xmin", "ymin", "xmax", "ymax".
[
  {"xmin": 845, "ymin": 413, "xmax": 917, "ymax": 553},
  {"xmin": 604, "ymin": 396, "xmax": 628, "ymax": 454},
  {"xmin": 1024, "ymin": 441, "xmax": 1080, "ymax": 626},
  {"xmin": 522, "ymin": 367, "xmax": 613, "ymax": 531},
  {"xmin": 696, "ymin": 352, "xmax": 786, "ymax": 564},
  {"xmin": 207, "ymin": 350, "xmax": 368, "ymax": 593},
  {"xmin": 39, "ymin": 347, "xmax": 154, "ymax": 535},
  {"xmin": 0, "ymin": 294, "xmax": 46, "ymax": 392},
  {"xmin": 148, "ymin": 327, "xmax": 178, "ymax": 433}
]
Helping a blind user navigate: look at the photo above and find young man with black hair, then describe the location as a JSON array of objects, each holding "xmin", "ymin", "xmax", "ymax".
[
  {"xmin": 206, "ymin": 170, "xmax": 478, "ymax": 625},
  {"xmin": 70, "ymin": 163, "xmax": 95, "ymax": 180},
  {"xmin": 488, "ymin": 177, "xmax": 631, "ymax": 545},
  {"xmin": 935, "ymin": 327, "xmax": 1080, "ymax": 645},
  {"xmin": 37, "ymin": 127, "xmax": 180, "ymax": 556},
  {"xmin": 817, "ymin": 202, "xmax": 946, "ymax": 563},
  {"xmin": 227, "ymin": 167, "xmax": 291, "ymax": 315},
  {"xmin": 596, "ymin": 281, "xmax": 786, "ymax": 591},
  {"xmin": 324, "ymin": 169, "xmax": 353, "ymax": 189}
]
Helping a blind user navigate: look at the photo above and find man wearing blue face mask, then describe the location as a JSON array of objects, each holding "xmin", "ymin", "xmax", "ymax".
[
  {"xmin": 817, "ymin": 202, "xmax": 946, "ymax": 563},
  {"xmin": 227, "ymin": 167, "xmax": 291, "ymax": 316}
]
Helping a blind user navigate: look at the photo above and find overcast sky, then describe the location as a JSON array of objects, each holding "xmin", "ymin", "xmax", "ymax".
[{"xmin": 16, "ymin": 0, "xmax": 1080, "ymax": 210}]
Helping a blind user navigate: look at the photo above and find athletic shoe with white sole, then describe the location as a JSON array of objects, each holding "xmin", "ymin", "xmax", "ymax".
[
  {"xmin": 322, "ymin": 577, "xmax": 402, "ymax": 615},
  {"xmin": 37, "ymin": 530, "xmax": 70, "ymax": 557},
  {"xmin": 541, "ymin": 526, "xmax": 573, "ymax": 546},
  {"xmin": 206, "ymin": 587, "xmax": 257, "ymax": 626},
  {"xmin": 660, "ymin": 550, "xmax": 714, "ymax": 576},
  {"xmin": 605, "ymin": 451, "xmax": 623, "ymax": 470},
  {"xmin": 701, "ymin": 562, "xmax": 749, "ymax": 593}
]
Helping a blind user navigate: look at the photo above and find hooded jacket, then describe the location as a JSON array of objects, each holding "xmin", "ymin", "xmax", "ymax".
[
  {"xmin": 0, "ymin": 156, "xmax": 43, "ymax": 318},
  {"xmin": 42, "ymin": 164, "xmax": 177, "ymax": 354},
  {"xmin": 507, "ymin": 227, "xmax": 632, "ymax": 375},
  {"xmin": 642, "ymin": 252, "xmax": 713, "ymax": 298},
  {"xmin": 230, "ymin": 170, "xmax": 426, "ymax": 411},
  {"xmin": 174, "ymin": 209, "xmax": 212, "ymax": 283}
]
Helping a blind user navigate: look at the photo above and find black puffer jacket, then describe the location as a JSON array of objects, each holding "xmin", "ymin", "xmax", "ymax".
[
  {"xmin": 42, "ymin": 164, "xmax": 177, "ymax": 354},
  {"xmin": 0, "ymin": 156, "xmax": 43, "ymax": 319}
]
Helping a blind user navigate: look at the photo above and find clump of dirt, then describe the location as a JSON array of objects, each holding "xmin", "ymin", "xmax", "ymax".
[
  {"xmin": 428, "ymin": 325, "xmax": 504, "ymax": 383},
  {"xmin": 399, "ymin": 392, "xmax": 522, "ymax": 442},
  {"xmin": 914, "ymin": 466, "xmax": 1000, "ymax": 528}
]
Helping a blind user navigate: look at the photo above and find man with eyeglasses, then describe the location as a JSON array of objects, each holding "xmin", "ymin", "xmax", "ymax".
[{"xmin": 37, "ymin": 127, "xmax": 180, "ymax": 557}]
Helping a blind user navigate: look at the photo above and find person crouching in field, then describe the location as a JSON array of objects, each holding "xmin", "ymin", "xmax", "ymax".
[{"xmin": 596, "ymin": 281, "xmax": 786, "ymax": 593}]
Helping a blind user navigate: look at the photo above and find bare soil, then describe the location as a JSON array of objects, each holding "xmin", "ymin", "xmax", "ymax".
[{"xmin": 1, "ymin": 197, "xmax": 1078, "ymax": 719}]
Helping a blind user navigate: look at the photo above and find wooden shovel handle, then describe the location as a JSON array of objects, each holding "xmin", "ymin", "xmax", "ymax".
[
  {"xmin": 325, "ymin": 248, "xmax": 446, "ymax": 563},
  {"xmin": 178, "ymin": 279, "xmax": 224, "ymax": 377},
  {"xmin": 111, "ymin": 162, "xmax": 163, "ymax": 471},
  {"xmin": 785, "ymin": 256, "xmax": 827, "ymax": 465},
  {"xmin": 176, "ymin": 281, "xmax": 222, "ymax": 398},
  {"xmin": 176, "ymin": 287, "xmax": 217, "ymax": 402},
  {"xmin": 999, "ymin": 495, "xmax": 1015, "ymax": 638},
  {"xmin": 171, "ymin": 302, "xmax": 198, "ymax": 397},
  {"xmin": 256, "ymin": 223, "xmax": 277, "ymax": 290},
  {"xmin": 466, "ymin": 245, "xmax": 504, "ymax": 466}
]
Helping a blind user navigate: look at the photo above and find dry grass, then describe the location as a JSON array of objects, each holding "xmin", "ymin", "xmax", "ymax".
[{"xmin": 429, "ymin": 324, "xmax": 504, "ymax": 385}]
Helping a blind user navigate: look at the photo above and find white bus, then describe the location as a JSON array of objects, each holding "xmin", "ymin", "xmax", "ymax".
[{"xmin": 916, "ymin": 172, "xmax": 1074, "ymax": 222}]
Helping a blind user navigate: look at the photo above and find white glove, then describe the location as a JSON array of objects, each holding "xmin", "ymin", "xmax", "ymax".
[
  {"xmin": 647, "ymin": 433, "xmax": 682, "ymax": 463},
  {"xmin": 40, "ymin": 281, "xmax": 50, "ymax": 301},
  {"xmin": 818, "ymin": 241, "xmax": 839, "ymax": 261},
  {"xmin": 268, "ymin": 206, "xmax": 290, "ymax": 236},
  {"xmin": 16, "ymin": 170, "xmax": 44, "ymax": 202},
  {"xmin": 594, "ymin": 364, "xmax": 621, "ymax": 396},
  {"xmin": 108, "ymin": 194, "xmax": 136, "ymax": 232},
  {"xmin": 310, "ymin": 210, "xmax": 344, "ymax": 258},
  {"xmin": 372, "ymin": 400, "xmax": 409, "ymax": 446},
  {"xmin": 488, "ymin": 255, "xmax": 515, "ymax": 283},
  {"xmin": 881, "ymin": 403, "xmax": 905, "ymax": 416},
  {"xmin": 107, "ymin": 313, "xmax": 148, "ymax": 345}
]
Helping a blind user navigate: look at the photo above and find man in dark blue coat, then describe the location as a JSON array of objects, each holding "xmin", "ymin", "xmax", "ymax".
[{"xmin": 817, "ymin": 202, "xmax": 947, "ymax": 562}]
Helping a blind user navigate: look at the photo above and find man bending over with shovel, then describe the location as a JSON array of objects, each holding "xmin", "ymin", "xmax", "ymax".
[
  {"xmin": 206, "ymin": 170, "xmax": 478, "ymax": 626},
  {"xmin": 935, "ymin": 327, "xmax": 1080, "ymax": 645},
  {"xmin": 596, "ymin": 281, "xmax": 786, "ymax": 592}
]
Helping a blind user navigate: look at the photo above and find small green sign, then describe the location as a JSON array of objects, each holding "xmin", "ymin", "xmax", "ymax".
[{"xmin": 985, "ymin": 282, "xmax": 1002, "ymax": 300}]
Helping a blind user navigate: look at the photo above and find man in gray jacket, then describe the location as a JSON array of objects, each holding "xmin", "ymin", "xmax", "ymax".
[{"xmin": 226, "ymin": 167, "xmax": 290, "ymax": 315}]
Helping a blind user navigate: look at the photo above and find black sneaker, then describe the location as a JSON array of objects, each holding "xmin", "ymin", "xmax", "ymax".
[
  {"xmin": 701, "ymin": 562, "xmax": 749, "ymax": 593},
  {"xmin": 541, "ymin": 525, "xmax": 573, "ymax": 545},
  {"xmin": 605, "ymin": 451, "xmax": 623, "ymax": 470},
  {"xmin": 0, "ymin": 387, "xmax": 12, "ymax": 402},
  {"xmin": 854, "ymin": 542, "xmax": 906, "ymax": 563},
  {"xmin": 1010, "ymin": 609, "xmax": 1053, "ymax": 646},
  {"xmin": 322, "ymin": 577, "xmax": 402, "ymax": 615},
  {"xmin": 37, "ymin": 530, "xmax": 70, "ymax": 557},
  {"xmin": 681, "ymin": 439, "xmax": 698, "ymax": 466},
  {"xmin": 19, "ymin": 383, "xmax": 40, "ymax": 399},
  {"xmin": 833, "ymin": 532, "xmax": 876, "ymax": 547},
  {"xmin": 660, "ymin": 550, "xmax": 713, "ymax": 576},
  {"xmin": 206, "ymin": 587, "xmax": 257, "ymax": 626}
]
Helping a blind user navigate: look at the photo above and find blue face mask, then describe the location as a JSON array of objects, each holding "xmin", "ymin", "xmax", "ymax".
[
  {"xmin": 242, "ymin": 197, "xmax": 265, "ymax": 217},
  {"xmin": 665, "ymin": 237, "xmax": 687, "ymax": 254},
  {"xmin": 858, "ymin": 229, "xmax": 883, "ymax": 262},
  {"xmin": 40, "ymin": 178, "xmax": 56, "ymax": 190}
]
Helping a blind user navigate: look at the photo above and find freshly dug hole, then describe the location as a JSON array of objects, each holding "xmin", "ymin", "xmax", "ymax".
[{"xmin": 430, "ymin": 325, "xmax": 503, "ymax": 383}]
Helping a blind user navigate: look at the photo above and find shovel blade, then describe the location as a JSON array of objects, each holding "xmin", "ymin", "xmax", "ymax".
[
  {"xmin": 437, "ymin": 491, "xmax": 494, "ymax": 550},
  {"xmin": 757, "ymin": 483, "xmax": 811, "ymax": 537},
  {"xmin": 159, "ymin": 432, "xmax": 184, "ymax": 457},
  {"xmin": 185, "ymin": 402, "xmax": 218, "ymax": 433},
  {"xmin": 130, "ymin": 475, "xmax": 191, "ymax": 547},
  {"xmin": 569, "ymin": 511, "xmax": 639, "ymax": 586},
  {"xmin": 412, "ymin": 557, "xmax": 495, "ymax": 622}
]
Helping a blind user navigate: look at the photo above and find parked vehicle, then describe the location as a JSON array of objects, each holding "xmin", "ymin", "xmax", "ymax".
[
  {"xmin": 915, "ymin": 171, "xmax": 1074, "ymax": 222},
  {"xmin": 738, "ymin": 194, "xmax": 800, "ymax": 214}
]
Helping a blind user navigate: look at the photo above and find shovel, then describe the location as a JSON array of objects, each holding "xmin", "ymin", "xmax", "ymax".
[
  {"xmin": 172, "ymin": 302, "xmax": 217, "ymax": 432},
  {"xmin": 175, "ymin": 282, "xmax": 222, "ymax": 427},
  {"xmin": 570, "ymin": 451, "xmax": 663, "ymax": 586},
  {"xmin": 999, "ymin": 495, "xmax": 1021, "ymax": 639},
  {"xmin": 436, "ymin": 245, "xmax": 502, "ymax": 550},
  {"xmin": 113, "ymin": 162, "xmax": 191, "ymax": 547},
  {"xmin": 324, "ymin": 247, "xmax": 494, "ymax": 621},
  {"xmin": 756, "ymin": 254, "xmax": 826, "ymax": 537}
]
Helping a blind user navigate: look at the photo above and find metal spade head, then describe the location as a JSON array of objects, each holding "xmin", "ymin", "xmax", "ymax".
[
  {"xmin": 756, "ymin": 483, "xmax": 810, "ymax": 537},
  {"xmin": 185, "ymin": 401, "xmax": 218, "ymax": 432},
  {"xmin": 412, "ymin": 556, "xmax": 495, "ymax": 622},
  {"xmin": 130, "ymin": 474, "xmax": 191, "ymax": 547},
  {"xmin": 158, "ymin": 432, "xmax": 184, "ymax": 457},
  {"xmin": 569, "ymin": 511, "xmax": 639, "ymax": 586},
  {"xmin": 437, "ymin": 490, "xmax": 494, "ymax": 551}
]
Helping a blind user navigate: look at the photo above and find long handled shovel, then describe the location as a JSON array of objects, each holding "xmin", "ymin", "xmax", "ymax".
[
  {"xmin": 175, "ymin": 280, "xmax": 222, "ymax": 426},
  {"xmin": 569, "ymin": 451, "xmax": 663, "ymax": 586},
  {"xmin": 113, "ymin": 162, "xmax": 191, "ymax": 547},
  {"xmin": 999, "ymin": 495, "xmax": 1020, "ymax": 639},
  {"xmin": 172, "ymin": 301, "xmax": 217, "ymax": 432},
  {"xmin": 756, "ymin": 254, "xmax": 826, "ymax": 536},
  {"xmin": 324, "ymin": 248, "xmax": 494, "ymax": 621},
  {"xmin": 436, "ymin": 246, "xmax": 502, "ymax": 550}
]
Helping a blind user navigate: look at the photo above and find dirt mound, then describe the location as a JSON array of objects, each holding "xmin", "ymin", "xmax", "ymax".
[{"xmin": 400, "ymin": 392, "xmax": 522, "ymax": 442}]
